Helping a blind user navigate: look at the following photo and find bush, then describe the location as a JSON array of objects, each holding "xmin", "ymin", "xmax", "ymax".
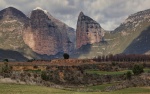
[
  {"xmin": 132, "ymin": 64, "xmax": 144, "ymax": 75},
  {"xmin": 27, "ymin": 59, "xmax": 35, "ymax": 62},
  {"xmin": 126, "ymin": 71, "xmax": 132, "ymax": 80},
  {"xmin": 41, "ymin": 71, "xmax": 49, "ymax": 81},
  {"xmin": 3, "ymin": 59, "xmax": 8, "ymax": 62},
  {"xmin": 111, "ymin": 62, "xmax": 117, "ymax": 66},
  {"xmin": 1, "ymin": 62, "xmax": 11, "ymax": 73},
  {"xmin": 63, "ymin": 53, "xmax": 69, "ymax": 59},
  {"xmin": 33, "ymin": 65, "xmax": 38, "ymax": 69}
]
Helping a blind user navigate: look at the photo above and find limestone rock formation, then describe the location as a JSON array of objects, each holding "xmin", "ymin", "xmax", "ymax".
[
  {"xmin": 23, "ymin": 7, "xmax": 74, "ymax": 55},
  {"xmin": 0, "ymin": 7, "xmax": 75, "ymax": 60},
  {"xmin": 76, "ymin": 12, "xmax": 104, "ymax": 49},
  {"xmin": 0, "ymin": 7, "xmax": 28, "ymax": 24},
  {"xmin": 0, "ymin": 7, "xmax": 31, "ymax": 60},
  {"xmin": 0, "ymin": 7, "xmax": 28, "ymax": 50}
]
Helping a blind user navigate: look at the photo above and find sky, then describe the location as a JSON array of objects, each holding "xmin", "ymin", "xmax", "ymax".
[{"xmin": 0, "ymin": 0, "xmax": 150, "ymax": 31}]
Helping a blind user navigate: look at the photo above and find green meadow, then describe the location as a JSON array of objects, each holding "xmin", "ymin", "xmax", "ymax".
[{"xmin": 0, "ymin": 83, "xmax": 149, "ymax": 94}]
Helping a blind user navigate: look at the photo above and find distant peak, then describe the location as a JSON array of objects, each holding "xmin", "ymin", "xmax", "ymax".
[
  {"xmin": 33, "ymin": 7, "xmax": 43, "ymax": 10},
  {"xmin": 79, "ymin": 11, "xmax": 84, "ymax": 16},
  {"xmin": 5, "ymin": 6, "xmax": 18, "ymax": 11},
  {"xmin": 33, "ymin": 7, "xmax": 48, "ymax": 14},
  {"xmin": 7, "ymin": 6, "xmax": 15, "ymax": 9}
]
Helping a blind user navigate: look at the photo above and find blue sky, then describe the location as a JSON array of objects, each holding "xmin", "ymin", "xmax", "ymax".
[{"xmin": 0, "ymin": 0, "xmax": 150, "ymax": 30}]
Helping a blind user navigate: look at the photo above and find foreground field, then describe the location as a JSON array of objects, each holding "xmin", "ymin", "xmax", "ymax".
[
  {"xmin": 0, "ymin": 83, "xmax": 150, "ymax": 94},
  {"xmin": 86, "ymin": 68, "xmax": 150, "ymax": 75}
]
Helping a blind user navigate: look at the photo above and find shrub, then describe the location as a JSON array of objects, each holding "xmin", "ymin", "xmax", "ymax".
[
  {"xmin": 63, "ymin": 53, "xmax": 69, "ymax": 59},
  {"xmin": 33, "ymin": 65, "xmax": 38, "ymax": 69},
  {"xmin": 41, "ymin": 71, "xmax": 49, "ymax": 81},
  {"xmin": 3, "ymin": 59, "xmax": 8, "ymax": 62},
  {"xmin": 27, "ymin": 59, "xmax": 35, "ymax": 62},
  {"xmin": 34, "ymin": 74, "xmax": 38, "ymax": 78},
  {"xmin": 111, "ymin": 62, "xmax": 117, "ymax": 66},
  {"xmin": 46, "ymin": 66, "xmax": 51, "ymax": 70},
  {"xmin": 27, "ymin": 73, "xmax": 31, "ymax": 77},
  {"xmin": 1, "ymin": 62, "xmax": 11, "ymax": 73},
  {"xmin": 126, "ymin": 71, "xmax": 132, "ymax": 80},
  {"xmin": 132, "ymin": 64, "xmax": 144, "ymax": 75}
]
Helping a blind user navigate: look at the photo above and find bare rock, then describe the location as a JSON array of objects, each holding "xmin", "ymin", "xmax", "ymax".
[
  {"xmin": 76, "ymin": 12, "xmax": 104, "ymax": 49},
  {"xmin": 24, "ymin": 8, "xmax": 74, "ymax": 55}
]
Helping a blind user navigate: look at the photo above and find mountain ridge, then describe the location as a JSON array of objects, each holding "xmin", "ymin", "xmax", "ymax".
[{"xmin": 0, "ymin": 7, "xmax": 150, "ymax": 60}]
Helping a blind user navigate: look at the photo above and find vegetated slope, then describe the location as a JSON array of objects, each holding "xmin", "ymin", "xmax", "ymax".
[
  {"xmin": 105, "ymin": 9, "xmax": 150, "ymax": 55},
  {"xmin": 123, "ymin": 26, "xmax": 150, "ymax": 54}
]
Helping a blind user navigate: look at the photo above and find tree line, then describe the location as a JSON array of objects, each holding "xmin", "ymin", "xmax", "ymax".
[{"xmin": 93, "ymin": 54, "xmax": 150, "ymax": 62}]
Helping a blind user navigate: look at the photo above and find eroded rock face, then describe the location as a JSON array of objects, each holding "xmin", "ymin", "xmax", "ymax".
[
  {"xmin": 47, "ymin": 13, "xmax": 75, "ymax": 53},
  {"xmin": 0, "ymin": 7, "xmax": 29, "ymax": 51},
  {"xmin": 23, "ymin": 8, "xmax": 74, "ymax": 55},
  {"xmin": 76, "ymin": 12, "xmax": 104, "ymax": 49}
]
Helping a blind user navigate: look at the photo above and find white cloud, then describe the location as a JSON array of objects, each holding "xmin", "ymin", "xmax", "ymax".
[{"xmin": 0, "ymin": 0, "xmax": 150, "ymax": 30}]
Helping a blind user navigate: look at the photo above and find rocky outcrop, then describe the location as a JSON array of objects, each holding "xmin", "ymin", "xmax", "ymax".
[
  {"xmin": 112, "ymin": 9, "xmax": 150, "ymax": 54},
  {"xmin": 114, "ymin": 9, "xmax": 150, "ymax": 33},
  {"xmin": 76, "ymin": 12, "xmax": 104, "ymax": 49},
  {"xmin": 0, "ymin": 7, "xmax": 28, "ymax": 50},
  {"xmin": 0, "ymin": 7, "xmax": 32, "ymax": 60},
  {"xmin": 23, "ymin": 7, "xmax": 74, "ymax": 55},
  {"xmin": 0, "ymin": 7, "xmax": 28, "ymax": 24}
]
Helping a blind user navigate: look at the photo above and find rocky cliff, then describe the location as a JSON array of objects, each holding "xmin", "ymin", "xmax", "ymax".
[
  {"xmin": 23, "ymin": 7, "xmax": 74, "ymax": 55},
  {"xmin": 47, "ymin": 12, "xmax": 75, "ymax": 52},
  {"xmin": 24, "ymin": 8, "xmax": 61, "ymax": 55},
  {"xmin": 0, "ymin": 7, "xmax": 28, "ymax": 50},
  {"xmin": 115, "ymin": 9, "xmax": 150, "ymax": 33},
  {"xmin": 0, "ymin": 7, "xmax": 75, "ymax": 61},
  {"xmin": 0, "ymin": 7, "xmax": 33, "ymax": 60},
  {"xmin": 76, "ymin": 12, "xmax": 104, "ymax": 49}
]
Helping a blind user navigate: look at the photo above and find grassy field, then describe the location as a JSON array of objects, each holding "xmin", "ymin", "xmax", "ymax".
[
  {"xmin": 85, "ymin": 68, "xmax": 150, "ymax": 75},
  {"xmin": 0, "ymin": 83, "xmax": 150, "ymax": 94}
]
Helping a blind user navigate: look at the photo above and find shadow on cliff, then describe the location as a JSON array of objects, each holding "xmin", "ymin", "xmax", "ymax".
[
  {"xmin": 123, "ymin": 26, "xmax": 150, "ymax": 54},
  {"xmin": 0, "ymin": 49, "xmax": 27, "ymax": 61},
  {"xmin": 70, "ymin": 44, "xmax": 92, "ymax": 58},
  {"xmin": 71, "ymin": 40, "xmax": 108, "ymax": 59}
]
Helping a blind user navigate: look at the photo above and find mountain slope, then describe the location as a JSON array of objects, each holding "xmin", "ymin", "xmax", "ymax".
[
  {"xmin": 123, "ymin": 26, "xmax": 150, "ymax": 54},
  {"xmin": 104, "ymin": 8, "xmax": 150, "ymax": 55}
]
